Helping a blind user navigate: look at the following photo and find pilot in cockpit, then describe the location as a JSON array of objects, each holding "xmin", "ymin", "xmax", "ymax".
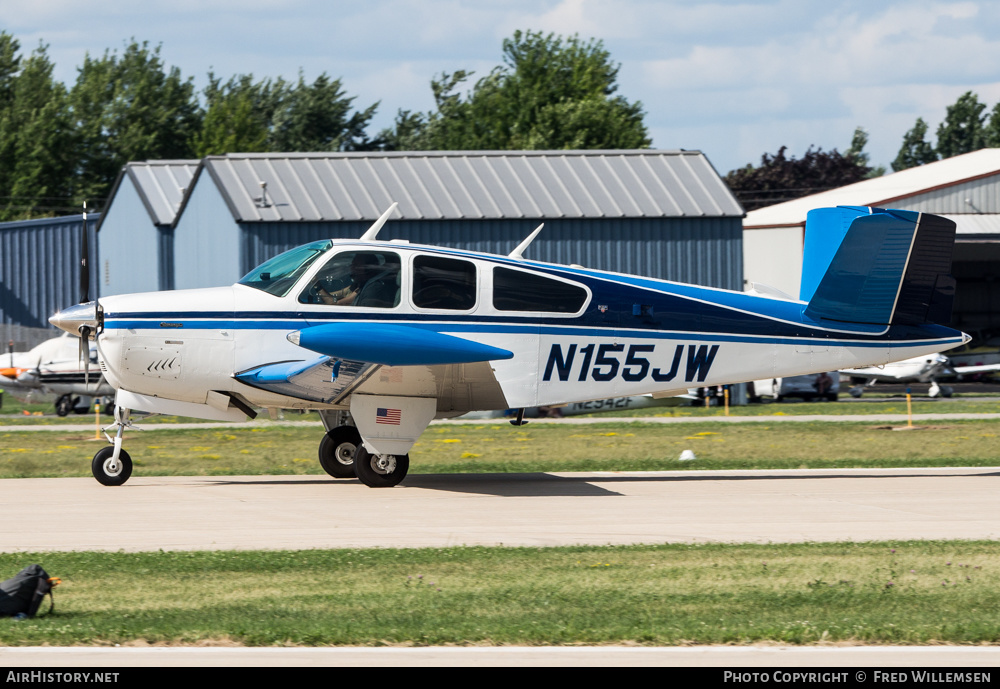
[
  {"xmin": 310, "ymin": 252, "xmax": 400, "ymax": 308},
  {"xmin": 316, "ymin": 253, "xmax": 377, "ymax": 306}
]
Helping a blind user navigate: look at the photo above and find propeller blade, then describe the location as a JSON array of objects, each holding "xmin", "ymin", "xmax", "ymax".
[
  {"xmin": 79, "ymin": 325, "xmax": 91, "ymax": 387},
  {"xmin": 79, "ymin": 208, "xmax": 90, "ymax": 303}
]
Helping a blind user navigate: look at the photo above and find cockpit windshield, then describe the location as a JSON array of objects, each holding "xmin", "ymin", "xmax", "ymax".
[{"xmin": 238, "ymin": 240, "xmax": 332, "ymax": 297}]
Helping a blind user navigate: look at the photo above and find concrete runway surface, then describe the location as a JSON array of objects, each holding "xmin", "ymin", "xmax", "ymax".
[
  {"xmin": 0, "ymin": 467, "xmax": 997, "ymax": 551},
  {"xmin": 2, "ymin": 467, "xmax": 998, "ymax": 667},
  {"xmin": 1, "ymin": 645, "xmax": 999, "ymax": 667}
]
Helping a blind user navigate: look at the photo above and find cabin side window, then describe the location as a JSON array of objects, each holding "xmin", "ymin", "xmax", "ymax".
[
  {"xmin": 492, "ymin": 267, "xmax": 588, "ymax": 313},
  {"xmin": 412, "ymin": 255, "xmax": 477, "ymax": 311},
  {"xmin": 299, "ymin": 250, "xmax": 401, "ymax": 308}
]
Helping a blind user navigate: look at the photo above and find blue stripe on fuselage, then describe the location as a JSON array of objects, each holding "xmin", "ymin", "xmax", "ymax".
[
  {"xmin": 102, "ymin": 254, "xmax": 964, "ymax": 346},
  {"xmin": 102, "ymin": 315, "xmax": 963, "ymax": 350}
]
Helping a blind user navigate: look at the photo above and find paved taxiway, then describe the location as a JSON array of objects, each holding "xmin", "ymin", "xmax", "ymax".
[
  {"xmin": 2, "ymin": 467, "xmax": 998, "ymax": 666},
  {"xmin": 2, "ymin": 645, "xmax": 999, "ymax": 667},
  {"xmin": 1, "ymin": 467, "xmax": 997, "ymax": 551}
]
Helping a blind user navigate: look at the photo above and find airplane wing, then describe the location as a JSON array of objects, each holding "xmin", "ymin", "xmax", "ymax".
[
  {"xmin": 288, "ymin": 322, "xmax": 514, "ymax": 366},
  {"xmin": 953, "ymin": 363, "xmax": 1000, "ymax": 375},
  {"xmin": 235, "ymin": 323, "xmax": 514, "ymax": 406}
]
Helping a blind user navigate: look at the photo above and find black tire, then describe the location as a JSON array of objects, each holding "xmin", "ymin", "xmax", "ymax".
[
  {"xmin": 826, "ymin": 393, "xmax": 839, "ymax": 402},
  {"xmin": 354, "ymin": 446, "xmax": 409, "ymax": 488},
  {"xmin": 318, "ymin": 426, "xmax": 362, "ymax": 478},
  {"xmin": 91, "ymin": 446, "xmax": 133, "ymax": 486},
  {"xmin": 55, "ymin": 395, "xmax": 72, "ymax": 417}
]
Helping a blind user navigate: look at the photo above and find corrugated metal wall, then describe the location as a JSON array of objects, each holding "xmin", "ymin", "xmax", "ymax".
[
  {"xmin": 241, "ymin": 217, "xmax": 743, "ymax": 290},
  {"xmin": 0, "ymin": 214, "xmax": 98, "ymax": 340},
  {"xmin": 894, "ymin": 175, "xmax": 1000, "ymax": 214}
]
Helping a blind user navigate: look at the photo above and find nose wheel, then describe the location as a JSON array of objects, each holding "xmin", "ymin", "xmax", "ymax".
[
  {"xmin": 91, "ymin": 405, "xmax": 135, "ymax": 486},
  {"xmin": 91, "ymin": 446, "xmax": 133, "ymax": 486}
]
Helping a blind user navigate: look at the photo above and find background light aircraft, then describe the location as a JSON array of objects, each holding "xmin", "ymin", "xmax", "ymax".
[
  {"xmin": 51, "ymin": 204, "xmax": 968, "ymax": 487},
  {"xmin": 1, "ymin": 334, "xmax": 114, "ymax": 414},
  {"xmin": 843, "ymin": 353, "xmax": 1000, "ymax": 398}
]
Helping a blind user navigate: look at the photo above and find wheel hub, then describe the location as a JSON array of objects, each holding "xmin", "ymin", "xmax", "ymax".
[
  {"xmin": 335, "ymin": 443, "xmax": 356, "ymax": 465},
  {"xmin": 103, "ymin": 457, "xmax": 122, "ymax": 476},
  {"xmin": 373, "ymin": 454, "xmax": 396, "ymax": 474}
]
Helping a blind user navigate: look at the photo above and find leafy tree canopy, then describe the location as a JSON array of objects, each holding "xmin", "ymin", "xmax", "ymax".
[
  {"xmin": 725, "ymin": 133, "xmax": 873, "ymax": 211},
  {"xmin": 892, "ymin": 117, "xmax": 938, "ymax": 172},
  {"xmin": 893, "ymin": 91, "xmax": 1000, "ymax": 171},
  {"xmin": 0, "ymin": 37, "xmax": 76, "ymax": 220},
  {"xmin": 935, "ymin": 91, "xmax": 986, "ymax": 160},
  {"xmin": 69, "ymin": 40, "xmax": 201, "ymax": 202},
  {"xmin": 270, "ymin": 72, "xmax": 378, "ymax": 152},
  {"xmin": 193, "ymin": 71, "xmax": 380, "ymax": 157},
  {"xmin": 382, "ymin": 30, "xmax": 650, "ymax": 151}
]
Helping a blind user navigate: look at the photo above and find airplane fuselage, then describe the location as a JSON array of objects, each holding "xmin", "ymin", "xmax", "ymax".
[{"xmin": 90, "ymin": 241, "xmax": 967, "ymax": 419}]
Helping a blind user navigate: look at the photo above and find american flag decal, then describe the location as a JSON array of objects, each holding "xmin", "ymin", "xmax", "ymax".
[{"xmin": 376, "ymin": 408, "xmax": 402, "ymax": 425}]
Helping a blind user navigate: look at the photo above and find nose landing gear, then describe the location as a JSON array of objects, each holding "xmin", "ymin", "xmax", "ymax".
[{"xmin": 91, "ymin": 406, "xmax": 135, "ymax": 486}]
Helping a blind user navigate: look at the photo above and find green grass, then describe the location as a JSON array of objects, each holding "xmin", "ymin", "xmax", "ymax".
[
  {"xmin": 585, "ymin": 395, "xmax": 1000, "ymax": 418},
  {"xmin": 4, "ymin": 418, "xmax": 1000, "ymax": 478},
  {"xmin": 2, "ymin": 542, "xmax": 998, "ymax": 646},
  {"xmin": 4, "ymin": 395, "xmax": 1000, "ymax": 426},
  {"xmin": 2, "ymin": 418, "xmax": 1000, "ymax": 479}
]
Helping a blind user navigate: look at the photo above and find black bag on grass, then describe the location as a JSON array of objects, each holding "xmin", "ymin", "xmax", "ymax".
[{"xmin": 0, "ymin": 564, "xmax": 59, "ymax": 618}]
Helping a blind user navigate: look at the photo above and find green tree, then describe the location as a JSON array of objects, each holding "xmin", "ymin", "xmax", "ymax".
[
  {"xmin": 193, "ymin": 74, "xmax": 277, "ymax": 156},
  {"xmin": 984, "ymin": 103, "xmax": 1000, "ymax": 149},
  {"xmin": 0, "ymin": 38, "xmax": 76, "ymax": 220},
  {"xmin": 725, "ymin": 143, "xmax": 872, "ymax": 211},
  {"xmin": 69, "ymin": 40, "xmax": 201, "ymax": 204},
  {"xmin": 846, "ymin": 126, "xmax": 885, "ymax": 178},
  {"xmin": 935, "ymin": 91, "xmax": 986, "ymax": 160},
  {"xmin": 269, "ymin": 72, "xmax": 378, "ymax": 152},
  {"xmin": 378, "ymin": 109, "xmax": 427, "ymax": 151},
  {"xmin": 385, "ymin": 30, "xmax": 649, "ymax": 150},
  {"xmin": 892, "ymin": 117, "xmax": 938, "ymax": 171},
  {"xmin": 0, "ymin": 32, "xmax": 21, "ymax": 110}
]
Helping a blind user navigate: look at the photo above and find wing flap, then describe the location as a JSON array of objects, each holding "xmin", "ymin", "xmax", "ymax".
[{"xmin": 235, "ymin": 356, "xmax": 377, "ymax": 405}]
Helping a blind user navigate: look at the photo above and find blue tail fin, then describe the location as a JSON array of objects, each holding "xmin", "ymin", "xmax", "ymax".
[{"xmin": 802, "ymin": 207, "xmax": 956, "ymax": 327}]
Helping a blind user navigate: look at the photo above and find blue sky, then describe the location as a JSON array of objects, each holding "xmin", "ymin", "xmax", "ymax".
[{"xmin": 7, "ymin": 0, "xmax": 1000, "ymax": 175}]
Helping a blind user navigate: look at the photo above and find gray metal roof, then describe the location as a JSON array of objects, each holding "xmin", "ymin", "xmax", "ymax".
[
  {"xmin": 202, "ymin": 150, "xmax": 743, "ymax": 223},
  {"xmin": 125, "ymin": 160, "xmax": 199, "ymax": 226}
]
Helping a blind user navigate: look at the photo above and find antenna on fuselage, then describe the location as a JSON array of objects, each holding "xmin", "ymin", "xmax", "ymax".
[
  {"xmin": 360, "ymin": 202, "xmax": 399, "ymax": 242},
  {"xmin": 508, "ymin": 223, "xmax": 544, "ymax": 260}
]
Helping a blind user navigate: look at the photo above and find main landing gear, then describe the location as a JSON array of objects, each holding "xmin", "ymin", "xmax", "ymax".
[
  {"xmin": 91, "ymin": 406, "xmax": 134, "ymax": 486},
  {"xmin": 317, "ymin": 410, "xmax": 409, "ymax": 488},
  {"xmin": 354, "ymin": 446, "xmax": 409, "ymax": 488},
  {"xmin": 318, "ymin": 425, "xmax": 362, "ymax": 478}
]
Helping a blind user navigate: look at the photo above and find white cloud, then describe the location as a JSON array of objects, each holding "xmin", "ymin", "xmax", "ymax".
[{"xmin": 7, "ymin": 0, "xmax": 1000, "ymax": 173}]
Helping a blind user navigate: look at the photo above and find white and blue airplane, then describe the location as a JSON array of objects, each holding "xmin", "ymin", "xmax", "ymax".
[
  {"xmin": 50, "ymin": 204, "xmax": 968, "ymax": 487},
  {"xmin": 1, "ymin": 334, "xmax": 114, "ymax": 414},
  {"xmin": 843, "ymin": 352, "xmax": 1000, "ymax": 398}
]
